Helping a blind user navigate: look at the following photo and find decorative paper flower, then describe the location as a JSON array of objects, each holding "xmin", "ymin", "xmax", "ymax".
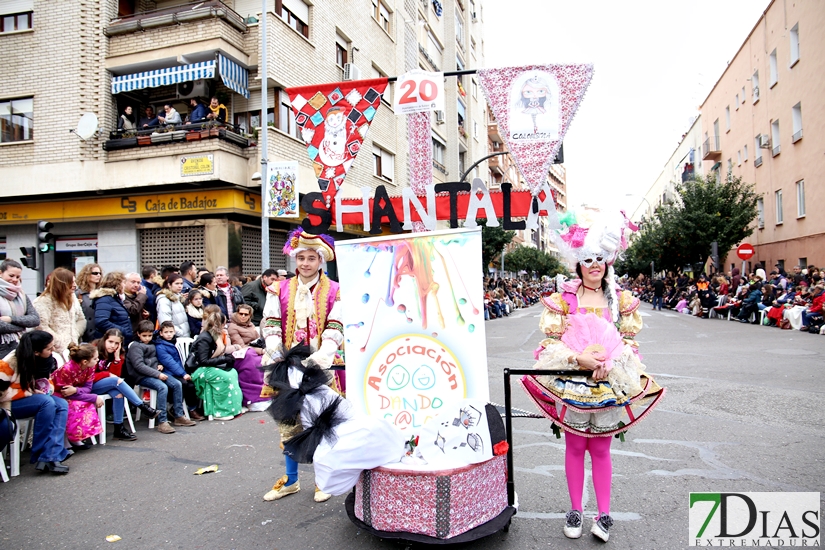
[{"xmin": 560, "ymin": 224, "xmax": 588, "ymax": 248}]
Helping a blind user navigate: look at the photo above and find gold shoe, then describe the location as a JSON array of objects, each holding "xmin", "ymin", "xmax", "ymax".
[
  {"xmin": 314, "ymin": 486, "xmax": 332, "ymax": 502},
  {"xmin": 263, "ymin": 475, "xmax": 299, "ymax": 501}
]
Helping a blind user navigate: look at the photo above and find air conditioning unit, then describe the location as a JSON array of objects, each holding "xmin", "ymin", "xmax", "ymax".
[
  {"xmin": 757, "ymin": 219, "xmax": 765, "ymax": 229},
  {"xmin": 177, "ymin": 79, "xmax": 210, "ymax": 99},
  {"xmin": 753, "ymin": 86, "xmax": 760, "ymax": 100},
  {"xmin": 435, "ymin": 110, "xmax": 445, "ymax": 124},
  {"xmin": 758, "ymin": 134, "xmax": 771, "ymax": 148},
  {"xmin": 343, "ymin": 63, "xmax": 361, "ymax": 81}
]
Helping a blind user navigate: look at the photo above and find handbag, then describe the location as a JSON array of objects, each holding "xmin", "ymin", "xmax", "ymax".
[
  {"xmin": 0, "ymin": 406, "xmax": 18, "ymax": 452},
  {"xmin": 779, "ymin": 318, "xmax": 792, "ymax": 330}
]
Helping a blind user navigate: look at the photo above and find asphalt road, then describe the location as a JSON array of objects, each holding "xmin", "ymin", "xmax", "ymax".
[{"xmin": 2, "ymin": 304, "xmax": 824, "ymax": 549}]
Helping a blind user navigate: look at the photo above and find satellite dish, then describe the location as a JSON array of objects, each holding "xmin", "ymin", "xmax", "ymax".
[{"xmin": 73, "ymin": 113, "xmax": 99, "ymax": 140}]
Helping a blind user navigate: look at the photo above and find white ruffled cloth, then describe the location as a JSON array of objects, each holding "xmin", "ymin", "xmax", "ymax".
[{"xmin": 784, "ymin": 305, "xmax": 806, "ymax": 330}]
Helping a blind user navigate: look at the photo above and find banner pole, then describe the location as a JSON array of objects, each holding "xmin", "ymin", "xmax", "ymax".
[{"xmin": 260, "ymin": 0, "xmax": 270, "ymax": 269}]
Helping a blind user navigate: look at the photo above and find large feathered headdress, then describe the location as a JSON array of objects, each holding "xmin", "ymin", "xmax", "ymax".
[
  {"xmin": 283, "ymin": 229, "xmax": 335, "ymax": 262},
  {"xmin": 550, "ymin": 207, "xmax": 638, "ymax": 266}
]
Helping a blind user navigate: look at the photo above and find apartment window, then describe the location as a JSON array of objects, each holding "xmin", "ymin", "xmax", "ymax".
[
  {"xmin": 771, "ymin": 120, "xmax": 780, "ymax": 156},
  {"xmin": 372, "ymin": 0, "xmax": 391, "ymax": 33},
  {"xmin": 432, "ymin": 135, "xmax": 446, "ymax": 165},
  {"xmin": 752, "ymin": 71, "xmax": 760, "ymax": 102},
  {"xmin": 455, "ymin": 12, "xmax": 465, "ymax": 50},
  {"xmin": 276, "ymin": 88, "xmax": 300, "ymax": 140},
  {"xmin": 726, "ymin": 158, "xmax": 732, "ymax": 175},
  {"xmin": 796, "ymin": 180, "xmax": 805, "ymax": 218},
  {"xmin": 473, "ymin": 121, "xmax": 478, "ymax": 139},
  {"xmin": 735, "ymin": 94, "xmax": 739, "ymax": 109},
  {"xmin": 471, "ymin": 78, "xmax": 477, "ymax": 99},
  {"xmin": 757, "ymin": 198, "xmax": 764, "ymax": 227},
  {"xmin": 373, "ymin": 145, "xmax": 394, "ymax": 181},
  {"xmin": 427, "ymin": 30, "xmax": 443, "ymax": 69},
  {"xmin": 725, "ymin": 106, "xmax": 730, "ymax": 131},
  {"xmin": 335, "ymin": 32, "xmax": 348, "ymax": 68},
  {"xmin": 0, "ymin": 97, "xmax": 33, "ymax": 143},
  {"xmin": 470, "ymin": 38, "xmax": 476, "ymax": 59},
  {"xmin": 775, "ymin": 189, "xmax": 783, "ymax": 224},
  {"xmin": 743, "ymin": 145, "xmax": 748, "ymax": 162},
  {"xmin": 277, "ymin": 0, "xmax": 309, "ymax": 38},
  {"xmin": 737, "ymin": 150, "xmax": 741, "ymax": 166},
  {"xmin": 741, "ymin": 86, "xmax": 746, "ymax": 103},
  {"xmin": 792, "ymin": 102, "xmax": 802, "ymax": 142},
  {"xmin": 371, "ymin": 65, "xmax": 391, "ymax": 104},
  {"xmin": 769, "ymin": 49, "xmax": 778, "ymax": 87},
  {"xmin": 799, "ymin": 257, "xmax": 807, "ymax": 269},
  {"xmin": 789, "ymin": 23, "xmax": 799, "ymax": 66},
  {"xmin": 1, "ymin": 11, "xmax": 32, "ymax": 33},
  {"xmin": 754, "ymin": 136, "xmax": 763, "ymax": 165}
]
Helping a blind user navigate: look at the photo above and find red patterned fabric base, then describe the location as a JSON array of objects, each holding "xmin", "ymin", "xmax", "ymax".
[{"xmin": 354, "ymin": 456, "xmax": 508, "ymax": 539}]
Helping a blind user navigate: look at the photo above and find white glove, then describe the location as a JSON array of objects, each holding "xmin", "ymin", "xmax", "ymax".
[{"xmin": 305, "ymin": 339, "xmax": 338, "ymax": 370}]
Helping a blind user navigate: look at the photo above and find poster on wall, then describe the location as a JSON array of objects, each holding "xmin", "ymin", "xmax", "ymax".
[
  {"xmin": 265, "ymin": 161, "xmax": 299, "ymax": 218},
  {"xmin": 336, "ymin": 228, "xmax": 489, "ymax": 432}
]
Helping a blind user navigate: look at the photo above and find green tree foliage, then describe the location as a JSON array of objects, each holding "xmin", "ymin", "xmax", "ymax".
[
  {"xmin": 480, "ymin": 222, "xmax": 515, "ymax": 272},
  {"xmin": 618, "ymin": 174, "xmax": 759, "ymax": 276},
  {"xmin": 504, "ymin": 245, "xmax": 568, "ymax": 278}
]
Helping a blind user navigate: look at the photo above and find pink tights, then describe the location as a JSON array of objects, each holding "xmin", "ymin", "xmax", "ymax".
[{"xmin": 564, "ymin": 432, "xmax": 612, "ymax": 516}]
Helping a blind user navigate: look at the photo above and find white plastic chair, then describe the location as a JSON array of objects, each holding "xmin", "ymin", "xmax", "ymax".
[
  {"xmin": 9, "ymin": 417, "xmax": 34, "ymax": 477},
  {"xmin": 94, "ymin": 394, "xmax": 135, "ymax": 445},
  {"xmin": 133, "ymin": 384, "xmax": 159, "ymax": 429},
  {"xmin": 0, "ymin": 445, "xmax": 7, "ymax": 482}
]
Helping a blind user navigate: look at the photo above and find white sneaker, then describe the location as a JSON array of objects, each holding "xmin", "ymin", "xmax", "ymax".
[
  {"xmin": 564, "ymin": 510, "xmax": 582, "ymax": 539},
  {"xmin": 240, "ymin": 406, "xmax": 249, "ymax": 414},
  {"xmin": 213, "ymin": 415, "xmax": 235, "ymax": 421},
  {"xmin": 591, "ymin": 514, "xmax": 613, "ymax": 542}
]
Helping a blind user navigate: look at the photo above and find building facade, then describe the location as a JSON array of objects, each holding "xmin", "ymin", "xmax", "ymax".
[
  {"xmin": 697, "ymin": 0, "xmax": 824, "ymax": 272},
  {"xmin": 0, "ymin": 0, "xmax": 488, "ymax": 295}
]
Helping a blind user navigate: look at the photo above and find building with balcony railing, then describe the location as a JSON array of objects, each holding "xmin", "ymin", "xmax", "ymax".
[
  {"xmin": 0, "ymin": 0, "xmax": 487, "ymax": 294},
  {"xmin": 697, "ymin": 0, "xmax": 824, "ymax": 272}
]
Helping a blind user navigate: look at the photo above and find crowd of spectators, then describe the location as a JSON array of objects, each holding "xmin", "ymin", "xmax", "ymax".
[
  {"xmin": 0, "ymin": 259, "xmax": 292, "ymax": 475},
  {"xmin": 622, "ymin": 263, "xmax": 825, "ymax": 334},
  {"xmin": 483, "ymin": 277, "xmax": 552, "ymax": 320}
]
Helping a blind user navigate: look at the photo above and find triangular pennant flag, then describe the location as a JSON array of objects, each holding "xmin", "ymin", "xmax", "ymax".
[
  {"xmin": 478, "ymin": 64, "xmax": 594, "ymax": 195},
  {"xmin": 287, "ymin": 78, "xmax": 389, "ymax": 205}
]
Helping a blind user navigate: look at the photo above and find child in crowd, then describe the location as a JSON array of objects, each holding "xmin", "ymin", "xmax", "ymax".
[
  {"xmin": 154, "ymin": 321, "xmax": 205, "ymax": 421},
  {"xmin": 126, "ymin": 320, "xmax": 196, "ymax": 434},
  {"xmin": 92, "ymin": 328, "xmax": 160, "ymax": 441},
  {"xmin": 185, "ymin": 289, "xmax": 205, "ymax": 336},
  {"xmin": 50, "ymin": 343, "xmax": 104, "ymax": 449}
]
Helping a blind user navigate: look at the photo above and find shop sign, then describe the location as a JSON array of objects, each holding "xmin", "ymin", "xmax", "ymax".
[
  {"xmin": 180, "ymin": 155, "xmax": 214, "ymax": 177},
  {"xmin": 56, "ymin": 238, "xmax": 98, "ymax": 252}
]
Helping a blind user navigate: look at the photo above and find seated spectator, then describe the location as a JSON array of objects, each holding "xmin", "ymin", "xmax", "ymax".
[
  {"xmin": 157, "ymin": 103, "xmax": 182, "ymax": 126},
  {"xmin": 50, "ymin": 343, "xmax": 103, "ymax": 450},
  {"xmin": 0, "ymin": 259, "xmax": 41, "ymax": 359},
  {"xmin": 205, "ymin": 96, "xmax": 227, "ymax": 124},
  {"xmin": 117, "ymin": 106, "xmax": 136, "ymax": 133},
  {"xmin": 92, "ymin": 328, "xmax": 159, "ymax": 441},
  {"xmin": 736, "ymin": 283, "xmax": 762, "ymax": 323},
  {"xmin": 76, "ymin": 263, "xmax": 103, "ymax": 343},
  {"xmin": 190, "ymin": 310, "xmax": 242, "ymax": 420},
  {"xmin": 757, "ymin": 284, "xmax": 775, "ymax": 311},
  {"xmin": 185, "ymin": 289, "xmax": 205, "ymax": 336},
  {"xmin": 139, "ymin": 106, "xmax": 159, "ymax": 129},
  {"xmin": 126, "ymin": 320, "xmax": 195, "ymax": 434},
  {"xmin": 34, "ymin": 267, "xmax": 85, "ymax": 354},
  {"xmin": 675, "ymin": 293, "xmax": 689, "ymax": 314},
  {"xmin": 1, "ymin": 330, "xmax": 71, "ymax": 474},
  {"xmin": 92, "ymin": 271, "xmax": 133, "ymax": 343},
  {"xmin": 227, "ymin": 304, "xmax": 269, "ymax": 412},
  {"xmin": 188, "ymin": 98, "xmax": 209, "ymax": 124},
  {"xmin": 156, "ymin": 274, "xmax": 190, "ymax": 339},
  {"xmin": 154, "ymin": 321, "xmax": 204, "ymax": 421},
  {"xmin": 800, "ymin": 284, "xmax": 825, "ymax": 331}
]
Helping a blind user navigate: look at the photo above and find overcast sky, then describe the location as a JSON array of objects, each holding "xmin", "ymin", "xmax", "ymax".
[{"xmin": 483, "ymin": 0, "xmax": 771, "ymax": 212}]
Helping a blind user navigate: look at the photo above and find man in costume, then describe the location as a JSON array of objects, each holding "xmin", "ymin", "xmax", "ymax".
[{"xmin": 260, "ymin": 229, "xmax": 343, "ymax": 503}]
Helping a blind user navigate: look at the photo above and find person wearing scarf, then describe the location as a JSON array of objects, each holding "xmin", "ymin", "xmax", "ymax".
[
  {"xmin": 155, "ymin": 274, "xmax": 191, "ymax": 339},
  {"xmin": 206, "ymin": 96, "xmax": 227, "ymax": 124},
  {"xmin": 260, "ymin": 229, "xmax": 343, "ymax": 504},
  {"xmin": 227, "ymin": 305, "xmax": 269, "ymax": 412},
  {"xmin": 214, "ymin": 267, "xmax": 244, "ymax": 320},
  {"xmin": 185, "ymin": 289, "xmax": 205, "ymax": 335},
  {"xmin": 0, "ymin": 260, "xmax": 41, "ymax": 359}
]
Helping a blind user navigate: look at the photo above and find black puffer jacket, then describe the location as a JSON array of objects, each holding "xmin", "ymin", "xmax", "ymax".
[{"xmin": 187, "ymin": 331, "xmax": 235, "ymax": 374}]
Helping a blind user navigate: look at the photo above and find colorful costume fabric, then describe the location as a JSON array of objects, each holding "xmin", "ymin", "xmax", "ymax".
[
  {"xmin": 521, "ymin": 280, "xmax": 665, "ymax": 437},
  {"xmin": 50, "ymin": 359, "xmax": 102, "ymax": 443}
]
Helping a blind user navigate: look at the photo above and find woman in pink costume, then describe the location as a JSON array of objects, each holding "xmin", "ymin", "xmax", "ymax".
[{"xmin": 521, "ymin": 208, "xmax": 665, "ymax": 543}]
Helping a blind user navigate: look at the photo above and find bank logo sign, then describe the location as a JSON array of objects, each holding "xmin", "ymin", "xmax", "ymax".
[{"xmin": 689, "ymin": 492, "xmax": 820, "ymax": 547}]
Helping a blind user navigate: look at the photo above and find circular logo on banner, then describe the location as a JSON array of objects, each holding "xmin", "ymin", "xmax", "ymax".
[{"xmin": 364, "ymin": 334, "xmax": 466, "ymax": 431}]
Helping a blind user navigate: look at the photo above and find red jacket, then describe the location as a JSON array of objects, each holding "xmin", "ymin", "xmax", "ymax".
[
  {"xmin": 94, "ymin": 355, "xmax": 125, "ymax": 382},
  {"xmin": 810, "ymin": 293, "xmax": 825, "ymax": 314}
]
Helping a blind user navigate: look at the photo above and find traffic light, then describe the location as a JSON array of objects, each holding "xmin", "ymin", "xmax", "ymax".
[
  {"xmin": 19, "ymin": 246, "xmax": 37, "ymax": 270},
  {"xmin": 37, "ymin": 220, "xmax": 54, "ymax": 253}
]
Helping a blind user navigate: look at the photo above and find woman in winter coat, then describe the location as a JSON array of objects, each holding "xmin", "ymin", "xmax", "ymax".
[
  {"xmin": 0, "ymin": 259, "xmax": 41, "ymax": 359},
  {"xmin": 156, "ymin": 273, "xmax": 190, "ymax": 338},
  {"xmin": 117, "ymin": 106, "xmax": 136, "ymax": 132},
  {"xmin": 75, "ymin": 263, "xmax": 103, "ymax": 343},
  {"xmin": 190, "ymin": 310, "xmax": 242, "ymax": 420},
  {"xmin": 34, "ymin": 268, "xmax": 86, "ymax": 354},
  {"xmin": 91, "ymin": 271, "xmax": 133, "ymax": 342},
  {"xmin": 227, "ymin": 304, "xmax": 269, "ymax": 411}
]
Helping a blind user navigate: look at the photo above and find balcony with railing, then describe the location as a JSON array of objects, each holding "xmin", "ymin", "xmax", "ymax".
[
  {"xmin": 105, "ymin": 0, "xmax": 248, "ymax": 72},
  {"xmin": 702, "ymin": 136, "xmax": 721, "ymax": 160}
]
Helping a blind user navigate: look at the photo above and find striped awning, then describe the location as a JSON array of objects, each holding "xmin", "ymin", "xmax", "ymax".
[
  {"xmin": 111, "ymin": 61, "xmax": 216, "ymax": 94},
  {"xmin": 217, "ymin": 54, "xmax": 249, "ymax": 99}
]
